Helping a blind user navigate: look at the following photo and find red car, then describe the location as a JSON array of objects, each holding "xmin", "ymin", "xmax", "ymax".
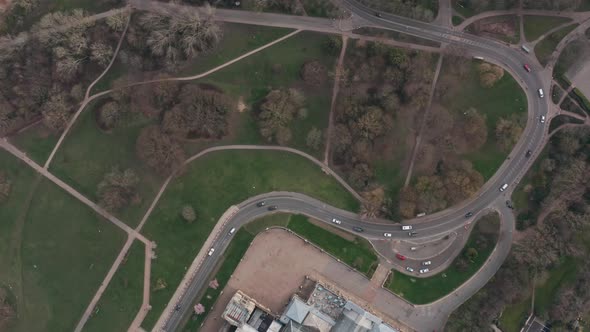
[
  {"xmin": 523, "ymin": 64, "xmax": 531, "ymax": 72},
  {"xmin": 396, "ymin": 253, "xmax": 406, "ymax": 260}
]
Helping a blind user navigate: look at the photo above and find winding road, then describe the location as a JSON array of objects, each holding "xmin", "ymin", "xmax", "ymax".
[{"xmin": 144, "ymin": 0, "xmax": 564, "ymax": 331}]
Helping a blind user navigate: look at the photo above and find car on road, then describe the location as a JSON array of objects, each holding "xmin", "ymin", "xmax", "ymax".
[
  {"xmin": 506, "ymin": 200, "xmax": 513, "ymax": 209},
  {"xmin": 174, "ymin": 305, "xmax": 181, "ymax": 311},
  {"xmin": 267, "ymin": 205, "xmax": 278, "ymax": 211},
  {"xmin": 523, "ymin": 64, "xmax": 531, "ymax": 72},
  {"xmin": 538, "ymin": 88, "xmax": 544, "ymax": 98},
  {"xmin": 422, "ymin": 260, "xmax": 432, "ymax": 266},
  {"xmin": 331, "ymin": 218, "xmax": 341, "ymax": 224},
  {"xmin": 499, "ymin": 183, "xmax": 508, "ymax": 192},
  {"xmin": 229, "ymin": 227, "xmax": 236, "ymax": 235},
  {"xmin": 383, "ymin": 232, "xmax": 392, "ymax": 237},
  {"xmin": 419, "ymin": 268, "xmax": 430, "ymax": 274},
  {"xmin": 207, "ymin": 248, "xmax": 215, "ymax": 256},
  {"xmin": 408, "ymin": 231, "xmax": 417, "ymax": 237},
  {"xmin": 401, "ymin": 225, "xmax": 413, "ymax": 230},
  {"xmin": 540, "ymin": 115, "xmax": 546, "ymax": 123},
  {"xmin": 526, "ymin": 150, "xmax": 532, "ymax": 158},
  {"xmin": 396, "ymin": 253, "xmax": 406, "ymax": 260},
  {"xmin": 256, "ymin": 201, "xmax": 266, "ymax": 207},
  {"xmin": 375, "ymin": 12, "xmax": 382, "ymax": 17},
  {"xmin": 353, "ymin": 226, "xmax": 364, "ymax": 232},
  {"xmin": 465, "ymin": 212, "xmax": 473, "ymax": 218},
  {"xmin": 410, "ymin": 247, "xmax": 417, "ymax": 251},
  {"xmin": 406, "ymin": 267, "xmax": 414, "ymax": 272}
]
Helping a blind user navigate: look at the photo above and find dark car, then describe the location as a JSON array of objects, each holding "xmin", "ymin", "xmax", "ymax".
[
  {"xmin": 375, "ymin": 12, "xmax": 382, "ymax": 17},
  {"xmin": 408, "ymin": 231, "xmax": 418, "ymax": 237},
  {"xmin": 465, "ymin": 212, "xmax": 473, "ymax": 218},
  {"xmin": 174, "ymin": 305, "xmax": 181, "ymax": 311},
  {"xmin": 257, "ymin": 201, "xmax": 266, "ymax": 207},
  {"xmin": 506, "ymin": 200, "xmax": 513, "ymax": 209},
  {"xmin": 525, "ymin": 150, "xmax": 532, "ymax": 158},
  {"xmin": 267, "ymin": 205, "xmax": 278, "ymax": 211},
  {"xmin": 352, "ymin": 226, "xmax": 364, "ymax": 232}
]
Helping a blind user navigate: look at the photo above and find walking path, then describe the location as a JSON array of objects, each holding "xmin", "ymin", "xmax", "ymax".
[
  {"xmin": 323, "ymin": 35, "xmax": 348, "ymax": 165},
  {"xmin": 403, "ymin": 54, "xmax": 444, "ymax": 186},
  {"xmin": 456, "ymin": 8, "xmax": 590, "ymax": 31},
  {"xmin": 433, "ymin": 0, "xmax": 453, "ymax": 27},
  {"xmin": 545, "ymin": 19, "xmax": 590, "ymax": 71}
]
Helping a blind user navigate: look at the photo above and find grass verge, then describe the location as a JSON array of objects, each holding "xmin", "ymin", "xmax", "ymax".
[
  {"xmin": 139, "ymin": 150, "xmax": 360, "ymax": 329},
  {"xmin": 83, "ymin": 241, "xmax": 145, "ymax": 332},
  {"xmin": 385, "ymin": 212, "xmax": 500, "ymax": 304},
  {"xmin": 181, "ymin": 213, "xmax": 377, "ymax": 330},
  {"xmin": 10, "ymin": 122, "xmax": 58, "ymax": 165},
  {"xmin": 523, "ymin": 15, "xmax": 572, "ymax": 42},
  {"xmin": 535, "ymin": 24, "xmax": 579, "ymax": 66}
]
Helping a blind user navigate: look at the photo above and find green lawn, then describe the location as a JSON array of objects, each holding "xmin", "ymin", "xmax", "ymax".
[
  {"xmin": 83, "ymin": 241, "xmax": 145, "ymax": 332},
  {"xmin": 49, "ymin": 102, "xmax": 161, "ymax": 227},
  {"xmin": 523, "ymin": 16, "xmax": 572, "ymax": 42},
  {"xmin": 198, "ymin": 31, "xmax": 339, "ymax": 158},
  {"xmin": 452, "ymin": 15, "xmax": 464, "ymax": 26},
  {"xmin": 438, "ymin": 60, "xmax": 527, "ymax": 179},
  {"xmin": 182, "ymin": 213, "xmax": 377, "ymax": 331},
  {"xmin": 139, "ymin": 150, "xmax": 360, "ymax": 329},
  {"xmin": 10, "ymin": 123, "xmax": 58, "ymax": 165},
  {"xmin": 92, "ymin": 23, "xmax": 293, "ymax": 94},
  {"xmin": 535, "ymin": 24, "xmax": 579, "ymax": 66},
  {"xmin": 386, "ymin": 213, "xmax": 500, "ymax": 304},
  {"xmin": 500, "ymin": 297, "xmax": 531, "ymax": 332},
  {"xmin": 7, "ymin": 179, "xmax": 126, "ymax": 332}
]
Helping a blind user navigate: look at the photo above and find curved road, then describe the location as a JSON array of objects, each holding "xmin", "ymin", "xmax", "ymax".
[{"xmin": 151, "ymin": 1, "xmax": 563, "ymax": 331}]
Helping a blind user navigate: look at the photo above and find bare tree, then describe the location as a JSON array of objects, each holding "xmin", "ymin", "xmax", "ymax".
[
  {"xmin": 181, "ymin": 205, "xmax": 196, "ymax": 223},
  {"xmin": 0, "ymin": 171, "xmax": 11, "ymax": 203},
  {"xmin": 136, "ymin": 126, "xmax": 186, "ymax": 176},
  {"xmin": 97, "ymin": 167, "xmax": 141, "ymax": 212},
  {"xmin": 90, "ymin": 42, "xmax": 113, "ymax": 67}
]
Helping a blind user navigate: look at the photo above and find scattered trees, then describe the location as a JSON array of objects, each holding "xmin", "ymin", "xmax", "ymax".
[
  {"xmin": 162, "ymin": 85, "xmax": 230, "ymax": 139},
  {"xmin": 306, "ymin": 127, "xmax": 323, "ymax": 150},
  {"xmin": 300, "ymin": 60, "xmax": 328, "ymax": 86},
  {"xmin": 136, "ymin": 126, "xmax": 186, "ymax": 176},
  {"xmin": 495, "ymin": 116, "xmax": 524, "ymax": 151},
  {"xmin": 41, "ymin": 92, "xmax": 72, "ymax": 132},
  {"xmin": 98, "ymin": 101, "xmax": 122, "ymax": 130},
  {"xmin": 97, "ymin": 167, "xmax": 141, "ymax": 212},
  {"xmin": 257, "ymin": 88, "xmax": 306, "ymax": 145}
]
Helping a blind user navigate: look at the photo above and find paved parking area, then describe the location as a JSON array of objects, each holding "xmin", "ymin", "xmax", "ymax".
[{"xmin": 524, "ymin": 317, "xmax": 551, "ymax": 332}]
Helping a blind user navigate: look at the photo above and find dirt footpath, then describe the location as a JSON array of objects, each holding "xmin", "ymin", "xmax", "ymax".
[{"xmin": 200, "ymin": 229, "xmax": 412, "ymax": 332}]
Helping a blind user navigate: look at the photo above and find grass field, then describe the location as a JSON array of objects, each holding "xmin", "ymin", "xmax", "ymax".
[
  {"xmin": 198, "ymin": 31, "xmax": 338, "ymax": 157},
  {"xmin": 49, "ymin": 103, "xmax": 161, "ymax": 227},
  {"xmin": 535, "ymin": 24, "xmax": 579, "ymax": 66},
  {"xmin": 0, "ymin": 177, "xmax": 126, "ymax": 332},
  {"xmin": 438, "ymin": 60, "xmax": 527, "ymax": 179},
  {"xmin": 500, "ymin": 297, "xmax": 531, "ymax": 332},
  {"xmin": 386, "ymin": 213, "xmax": 500, "ymax": 304},
  {"xmin": 452, "ymin": 15, "xmax": 464, "ymax": 26},
  {"xmin": 139, "ymin": 150, "xmax": 360, "ymax": 329},
  {"xmin": 91, "ymin": 24, "xmax": 292, "ymax": 94},
  {"xmin": 523, "ymin": 16, "xmax": 572, "ymax": 42},
  {"xmin": 10, "ymin": 123, "xmax": 58, "ymax": 166},
  {"xmin": 82, "ymin": 241, "xmax": 145, "ymax": 332},
  {"xmin": 181, "ymin": 213, "xmax": 378, "ymax": 331}
]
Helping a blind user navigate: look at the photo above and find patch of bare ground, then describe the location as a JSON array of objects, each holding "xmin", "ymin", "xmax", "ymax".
[{"xmin": 467, "ymin": 15, "xmax": 519, "ymax": 43}]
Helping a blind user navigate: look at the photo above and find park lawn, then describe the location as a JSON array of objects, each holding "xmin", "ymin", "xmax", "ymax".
[
  {"xmin": 535, "ymin": 24, "xmax": 579, "ymax": 66},
  {"xmin": 198, "ymin": 31, "xmax": 338, "ymax": 158},
  {"xmin": 49, "ymin": 102, "xmax": 161, "ymax": 227},
  {"xmin": 83, "ymin": 241, "xmax": 145, "ymax": 332},
  {"xmin": 91, "ymin": 24, "xmax": 293, "ymax": 93},
  {"xmin": 386, "ymin": 213, "xmax": 500, "ymax": 304},
  {"xmin": 11, "ymin": 179, "xmax": 126, "ymax": 332},
  {"xmin": 523, "ymin": 16, "xmax": 572, "ymax": 42},
  {"xmin": 139, "ymin": 150, "xmax": 360, "ymax": 329},
  {"xmin": 10, "ymin": 123, "xmax": 58, "ymax": 165},
  {"xmin": 500, "ymin": 297, "xmax": 531, "ymax": 332},
  {"xmin": 439, "ymin": 60, "xmax": 527, "ymax": 179},
  {"xmin": 182, "ymin": 213, "xmax": 378, "ymax": 331},
  {"xmin": 452, "ymin": 15, "xmax": 464, "ymax": 26}
]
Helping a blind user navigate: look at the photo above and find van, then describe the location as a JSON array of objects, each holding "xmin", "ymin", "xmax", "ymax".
[
  {"xmin": 521, "ymin": 45, "xmax": 531, "ymax": 53},
  {"xmin": 401, "ymin": 225, "xmax": 412, "ymax": 230},
  {"xmin": 499, "ymin": 183, "xmax": 508, "ymax": 192},
  {"xmin": 538, "ymin": 89, "xmax": 544, "ymax": 98}
]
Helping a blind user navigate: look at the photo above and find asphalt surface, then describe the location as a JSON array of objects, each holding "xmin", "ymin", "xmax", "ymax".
[{"xmin": 156, "ymin": 2, "xmax": 554, "ymax": 331}]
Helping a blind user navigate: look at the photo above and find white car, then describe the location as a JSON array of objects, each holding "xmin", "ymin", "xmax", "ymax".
[
  {"xmin": 419, "ymin": 268, "xmax": 430, "ymax": 274},
  {"xmin": 538, "ymin": 88, "xmax": 544, "ymax": 98},
  {"xmin": 383, "ymin": 233, "xmax": 392, "ymax": 237},
  {"xmin": 401, "ymin": 225, "xmax": 412, "ymax": 230},
  {"xmin": 331, "ymin": 218, "xmax": 341, "ymax": 224},
  {"xmin": 499, "ymin": 183, "xmax": 508, "ymax": 192},
  {"xmin": 422, "ymin": 261, "xmax": 432, "ymax": 266},
  {"xmin": 406, "ymin": 267, "xmax": 414, "ymax": 272},
  {"xmin": 540, "ymin": 115, "xmax": 546, "ymax": 123},
  {"xmin": 207, "ymin": 248, "xmax": 215, "ymax": 256},
  {"xmin": 229, "ymin": 227, "xmax": 236, "ymax": 235}
]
